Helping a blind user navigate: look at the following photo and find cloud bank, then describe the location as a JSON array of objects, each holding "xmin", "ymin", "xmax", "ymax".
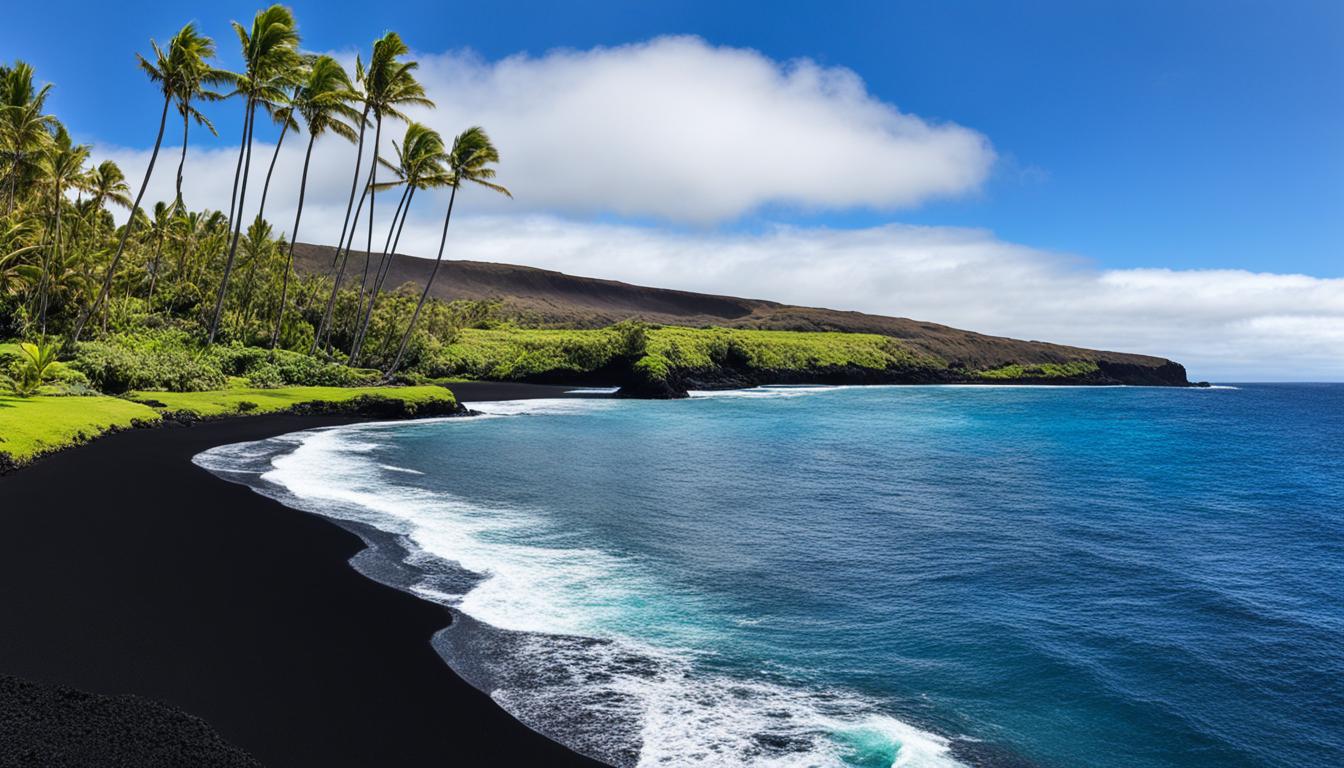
[{"xmin": 95, "ymin": 37, "xmax": 1343, "ymax": 381}]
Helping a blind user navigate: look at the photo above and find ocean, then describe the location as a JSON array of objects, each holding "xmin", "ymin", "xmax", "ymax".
[{"xmin": 195, "ymin": 384, "xmax": 1344, "ymax": 768}]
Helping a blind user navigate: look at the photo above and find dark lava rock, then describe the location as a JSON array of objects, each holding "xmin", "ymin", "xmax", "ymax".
[{"xmin": 0, "ymin": 675, "xmax": 261, "ymax": 768}]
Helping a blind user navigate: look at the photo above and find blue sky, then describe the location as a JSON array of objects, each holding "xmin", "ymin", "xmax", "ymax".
[
  {"xmin": 4, "ymin": 1, "xmax": 1342, "ymax": 378},
  {"xmin": 6, "ymin": 0, "xmax": 1342, "ymax": 275}
]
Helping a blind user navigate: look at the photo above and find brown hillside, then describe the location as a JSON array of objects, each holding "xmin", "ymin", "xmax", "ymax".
[{"xmin": 292, "ymin": 243, "xmax": 1173, "ymax": 371}]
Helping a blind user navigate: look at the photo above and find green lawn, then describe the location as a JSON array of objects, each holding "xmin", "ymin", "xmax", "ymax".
[
  {"xmin": 0, "ymin": 384, "xmax": 457, "ymax": 467},
  {"xmin": 127, "ymin": 384, "xmax": 457, "ymax": 417},
  {"xmin": 0, "ymin": 394, "xmax": 161, "ymax": 462}
]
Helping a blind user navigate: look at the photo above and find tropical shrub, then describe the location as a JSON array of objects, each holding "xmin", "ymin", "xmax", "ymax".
[
  {"xmin": 72, "ymin": 336, "xmax": 226, "ymax": 393},
  {"xmin": 214, "ymin": 344, "xmax": 378, "ymax": 388},
  {"xmin": 5, "ymin": 340, "xmax": 61, "ymax": 396}
]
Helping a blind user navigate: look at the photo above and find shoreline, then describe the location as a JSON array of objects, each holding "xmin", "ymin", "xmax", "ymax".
[{"xmin": 0, "ymin": 382, "xmax": 608, "ymax": 767}]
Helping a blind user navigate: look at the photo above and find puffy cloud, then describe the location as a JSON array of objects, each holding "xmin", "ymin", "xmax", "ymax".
[
  {"xmin": 399, "ymin": 37, "xmax": 995, "ymax": 221},
  {"xmin": 103, "ymin": 35, "xmax": 994, "ymax": 225}
]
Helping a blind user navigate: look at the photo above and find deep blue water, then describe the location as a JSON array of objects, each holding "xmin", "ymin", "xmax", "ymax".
[{"xmin": 198, "ymin": 384, "xmax": 1344, "ymax": 768}]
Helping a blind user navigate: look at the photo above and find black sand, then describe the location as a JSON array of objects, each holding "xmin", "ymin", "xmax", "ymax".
[{"xmin": 0, "ymin": 382, "xmax": 608, "ymax": 766}]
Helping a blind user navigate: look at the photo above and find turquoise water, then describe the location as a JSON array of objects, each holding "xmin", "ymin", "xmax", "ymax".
[{"xmin": 198, "ymin": 384, "xmax": 1344, "ymax": 767}]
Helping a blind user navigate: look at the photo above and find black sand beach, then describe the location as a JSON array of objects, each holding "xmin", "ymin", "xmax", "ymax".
[{"xmin": 0, "ymin": 382, "xmax": 608, "ymax": 767}]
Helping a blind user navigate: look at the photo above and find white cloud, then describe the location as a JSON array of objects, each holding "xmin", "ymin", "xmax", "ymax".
[
  {"xmin": 399, "ymin": 37, "xmax": 995, "ymax": 221},
  {"xmin": 91, "ymin": 38, "xmax": 1343, "ymax": 382},
  {"xmin": 104, "ymin": 36, "xmax": 992, "ymax": 224}
]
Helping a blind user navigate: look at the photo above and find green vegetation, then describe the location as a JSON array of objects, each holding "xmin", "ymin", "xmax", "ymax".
[
  {"xmin": 976, "ymin": 361, "xmax": 1100, "ymax": 380},
  {"xmin": 425, "ymin": 326, "xmax": 944, "ymax": 383},
  {"xmin": 640, "ymin": 327, "xmax": 940, "ymax": 381},
  {"xmin": 0, "ymin": 394, "xmax": 159, "ymax": 463},
  {"xmin": 127, "ymin": 384, "xmax": 455, "ymax": 418},
  {"xmin": 2, "ymin": 339, "xmax": 59, "ymax": 395},
  {"xmin": 0, "ymin": 383, "xmax": 456, "ymax": 466}
]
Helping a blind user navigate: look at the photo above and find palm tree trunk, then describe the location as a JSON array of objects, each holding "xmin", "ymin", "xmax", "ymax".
[
  {"xmin": 202, "ymin": 98, "xmax": 254, "ymax": 336},
  {"xmin": 146, "ymin": 232, "xmax": 164, "ymax": 306},
  {"xmin": 37, "ymin": 188, "xmax": 62, "ymax": 335},
  {"xmin": 239, "ymin": 245, "xmax": 261, "ymax": 334},
  {"xmin": 332, "ymin": 106, "xmax": 370, "ymax": 269},
  {"xmin": 4, "ymin": 160, "xmax": 18, "ymax": 216},
  {"xmin": 349, "ymin": 179, "xmax": 407, "ymax": 362},
  {"xmin": 352, "ymin": 115, "xmax": 383, "ymax": 347},
  {"xmin": 72, "ymin": 93, "xmax": 172, "ymax": 342},
  {"xmin": 312, "ymin": 106, "xmax": 371, "ymax": 352},
  {"xmin": 387, "ymin": 182, "xmax": 457, "ymax": 379},
  {"xmin": 208, "ymin": 100, "xmax": 258, "ymax": 344},
  {"xmin": 256, "ymin": 115, "xmax": 291, "ymax": 224},
  {"xmin": 272, "ymin": 133, "xmax": 316, "ymax": 349},
  {"xmin": 314, "ymin": 178, "xmax": 371, "ymax": 354},
  {"xmin": 351, "ymin": 184, "xmax": 412, "ymax": 365},
  {"xmin": 174, "ymin": 98, "xmax": 190, "ymax": 210}
]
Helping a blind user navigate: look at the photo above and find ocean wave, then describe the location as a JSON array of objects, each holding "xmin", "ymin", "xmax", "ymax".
[
  {"xmin": 194, "ymin": 420, "xmax": 965, "ymax": 768},
  {"xmin": 688, "ymin": 385, "xmax": 853, "ymax": 399},
  {"xmin": 380, "ymin": 464, "xmax": 425, "ymax": 475},
  {"xmin": 469, "ymin": 397, "xmax": 625, "ymax": 418}
]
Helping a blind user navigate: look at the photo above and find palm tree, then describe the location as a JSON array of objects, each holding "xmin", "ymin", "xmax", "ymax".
[
  {"xmin": 0, "ymin": 61, "xmax": 56, "ymax": 214},
  {"xmin": 386, "ymin": 127, "xmax": 509, "ymax": 378},
  {"xmin": 84, "ymin": 160, "xmax": 133, "ymax": 215},
  {"xmin": 206, "ymin": 4, "xmax": 300, "ymax": 344},
  {"xmin": 72, "ymin": 23, "xmax": 220, "ymax": 341},
  {"xmin": 313, "ymin": 31, "xmax": 431, "ymax": 354},
  {"xmin": 348, "ymin": 122, "xmax": 449, "ymax": 363},
  {"xmin": 33, "ymin": 126, "xmax": 89, "ymax": 333},
  {"xmin": 270, "ymin": 55, "xmax": 359, "ymax": 349},
  {"xmin": 78, "ymin": 159, "xmax": 132, "ymax": 253},
  {"xmin": 166, "ymin": 30, "xmax": 227, "ymax": 211}
]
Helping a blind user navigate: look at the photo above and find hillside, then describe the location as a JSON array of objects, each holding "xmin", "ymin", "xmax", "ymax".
[{"xmin": 292, "ymin": 243, "xmax": 1193, "ymax": 389}]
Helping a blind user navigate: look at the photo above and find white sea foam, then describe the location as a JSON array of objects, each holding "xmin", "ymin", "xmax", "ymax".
[
  {"xmin": 196, "ymin": 410, "xmax": 965, "ymax": 768},
  {"xmin": 380, "ymin": 464, "xmax": 425, "ymax": 475},
  {"xmin": 468, "ymin": 397, "xmax": 625, "ymax": 418},
  {"xmin": 688, "ymin": 385, "xmax": 852, "ymax": 399}
]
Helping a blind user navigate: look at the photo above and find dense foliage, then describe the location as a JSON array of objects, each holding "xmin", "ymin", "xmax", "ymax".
[{"xmin": 422, "ymin": 326, "xmax": 944, "ymax": 384}]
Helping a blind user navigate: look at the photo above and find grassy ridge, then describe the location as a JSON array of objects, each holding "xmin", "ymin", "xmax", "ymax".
[
  {"xmin": 431, "ymin": 326, "xmax": 946, "ymax": 382},
  {"xmin": 641, "ymin": 327, "xmax": 941, "ymax": 380},
  {"xmin": 0, "ymin": 385, "xmax": 457, "ymax": 467},
  {"xmin": 0, "ymin": 394, "xmax": 160, "ymax": 462},
  {"xmin": 976, "ymin": 361, "xmax": 1100, "ymax": 380},
  {"xmin": 129, "ymin": 385, "xmax": 457, "ymax": 418}
]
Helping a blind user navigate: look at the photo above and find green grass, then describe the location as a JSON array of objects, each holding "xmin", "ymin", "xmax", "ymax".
[
  {"xmin": 0, "ymin": 394, "xmax": 160, "ymax": 462},
  {"xmin": 127, "ymin": 384, "xmax": 457, "ymax": 417},
  {"xmin": 643, "ymin": 327, "xmax": 939, "ymax": 377},
  {"xmin": 433, "ymin": 326, "xmax": 945, "ymax": 382},
  {"xmin": 976, "ymin": 361, "xmax": 1100, "ymax": 380},
  {"xmin": 436, "ymin": 328, "xmax": 623, "ymax": 380}
]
